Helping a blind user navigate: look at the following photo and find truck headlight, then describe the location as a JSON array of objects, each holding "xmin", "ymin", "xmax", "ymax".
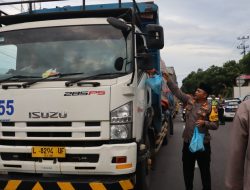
[{"xmin": 110, "ymin": 102, "xmax": 132, "ymax": 140}]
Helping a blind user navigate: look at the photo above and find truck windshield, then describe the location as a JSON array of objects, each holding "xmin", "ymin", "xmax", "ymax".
[{"xmin": 0, "ymin": 25, "xmax": 132, "ymax": 79}]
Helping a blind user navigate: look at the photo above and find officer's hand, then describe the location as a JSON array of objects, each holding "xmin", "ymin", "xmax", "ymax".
[
  {"xmin": 146, "ymin": 68, "xmax": 156, "ymax": 77},
  {"xmin": 195, "ymin": 120, "xmax": 205, "ymax": 127},
  {"xmin": 162, "ymin": 72, "xmax": 169, "ymax": 80}
]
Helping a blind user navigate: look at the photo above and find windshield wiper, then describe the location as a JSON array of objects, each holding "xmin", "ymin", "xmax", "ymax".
[
  {"xmin": 0, "ymin": 75, "xmax": 41, "ymax": 85},
  {"xmin": 65, "ymin": 72, "xmax": 128, "ymax": 87},
  {"xmin": 22, "ymin": 72, "xmax": 84, "ymax": 88}
]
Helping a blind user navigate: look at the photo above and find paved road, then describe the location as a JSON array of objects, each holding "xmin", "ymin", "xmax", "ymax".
[{"xmin": 149, "ymin": 114, "xmax": 232, "ymax": 190}]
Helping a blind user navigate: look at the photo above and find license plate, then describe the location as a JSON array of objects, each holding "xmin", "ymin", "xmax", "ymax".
[{"xmin": 32, "ymin": 146, "xmax": 66, "ymax": 158}]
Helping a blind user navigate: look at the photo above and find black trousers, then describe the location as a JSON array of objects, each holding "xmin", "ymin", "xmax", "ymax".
[
  {"xmin": 218, "ymin": 108, "xmax": 225, "ymax": 124},
  {"xmin": 182, "ymin": 142, "xmax": 211, "ymax": 190}
]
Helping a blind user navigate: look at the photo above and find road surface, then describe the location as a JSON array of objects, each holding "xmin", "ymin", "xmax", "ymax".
[{"xmin": 149, "ymin": 114, "xmax": 232, "ymax": 190}]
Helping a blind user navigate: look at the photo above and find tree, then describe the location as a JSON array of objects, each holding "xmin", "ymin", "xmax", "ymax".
[
  {"xmin": 181, "ymin": 71, "xmax": 200, "ymax": 94},
  {"xmin": 239, "ymin": 52, "xmax": 250, "ymax": 74},
  {"xmin": 181, "ymin": 60, "xmax": 243, "ymax": 97}
]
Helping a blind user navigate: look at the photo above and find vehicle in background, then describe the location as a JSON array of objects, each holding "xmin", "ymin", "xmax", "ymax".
[
  {"xmin": 243, "ymin": 94, "xmax": 250, "ymax": 101},
  {"xmin": 207, "ymin": 96, "xmax": 219, "ymax": 104},
  {"xmin": 223, "ymin": 99, "xmax": 241, "ymax": 120}
]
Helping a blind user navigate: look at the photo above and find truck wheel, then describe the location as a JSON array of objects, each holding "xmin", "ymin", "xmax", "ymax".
[
  {"xmin": 136, "ymin": 129, "xmax": 153, "ymax": 190},
  {"xmin": 162, "ymin": 135, "xmax": 168, "ymax": 146},
  {"xmin": 135, "ymin": 159, "xmax": 150, "ymax": 190},
  {"xmin": 169, "ymin": 115, "xmax": 174, "ymax": 135},
  {"xmin": 162, "ymin": 132, "xmax": 168, "ymax": 146},
  {"xmin": 162, "ymin": 121, "xmax": 168, "ymax": 146}
]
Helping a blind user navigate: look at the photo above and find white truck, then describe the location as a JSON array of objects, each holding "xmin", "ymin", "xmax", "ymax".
[{"xmin": 0, "ymin": 1, "xmax": 167, "ymax": 189}]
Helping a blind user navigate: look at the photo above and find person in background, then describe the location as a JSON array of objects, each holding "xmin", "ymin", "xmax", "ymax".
[
  {"xmin": 163, "ymin": 71, "xmax": 219, "ymax": 190},
  {"xmin": 211, "ymin": 95, "xmax": 218, "ymax": 107},
  {"xmin": 225, "ymin": 99, "xmax": 250, "ymax": 190},
  {"xmin": 218, "ymin": 94, "xmax": 225, "ymax": 125},
  {"xmin": 174, "ymin": 97, "xmax": 180, "ymax": 118}
]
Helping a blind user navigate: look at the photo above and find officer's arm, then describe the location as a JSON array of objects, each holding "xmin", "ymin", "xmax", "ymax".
[
  {"xmin": 204, "ymin": 120, "xmax": 219, "ymax": 130},
  {"xmin": 163, "ymin": 73, "xmax": 190, "ymax": 104}
]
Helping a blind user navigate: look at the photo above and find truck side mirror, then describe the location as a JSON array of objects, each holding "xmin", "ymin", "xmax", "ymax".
[
  {"xmin": 107, "ymin": 17, "xmax": 131, "ymax": 32},
  {"xmin": 114, "ymin": 57, "xmax": 124, "ymax": 71},
  {"xmin": 146, "ymin": 24, "xmax": 164, "ymax": 49},
  {"xmin": 137, "ymin": 53, "xmax": 154, "ymax": 71}
]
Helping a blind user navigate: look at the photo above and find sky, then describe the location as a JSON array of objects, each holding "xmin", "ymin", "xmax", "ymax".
[{"xmin": 1, "ymin": 0, "xmax": 250, "ymax": 86}]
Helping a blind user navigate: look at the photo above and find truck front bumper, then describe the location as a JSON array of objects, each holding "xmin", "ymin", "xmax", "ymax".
[
  {"xmin": 0, "ymin": 174, "xmax": 135, "ymax": 190},
  {"xmin": 0, "ymin": 142, "xmax": 137, "ymax": 175}
]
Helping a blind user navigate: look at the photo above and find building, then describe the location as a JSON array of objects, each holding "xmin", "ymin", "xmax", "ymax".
[
  {"xmin": 160, "ymin": 59, "xmax": 177, "ymax": 85},
  {"xmin": 233, "ymin": 74, "xmax": 250, "ymax": 99}
]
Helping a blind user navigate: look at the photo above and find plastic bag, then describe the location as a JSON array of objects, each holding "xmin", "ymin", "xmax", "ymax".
[
  {"xmin": 146, "ymin": 74, "xmax": 162, "ymax": 95},
  {"xmin": 189, "ymin": 126, "xmax": 205, "ymax": 153}
]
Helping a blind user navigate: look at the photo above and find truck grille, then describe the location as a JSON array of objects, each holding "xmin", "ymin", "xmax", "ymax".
[
  {"xmin": 0, "ymin": 140, "xmax": 108, "ymax": 146},
  {"xmin": 0, "ymin": 152, "xmax": 99, "ymax": 163},
  {"xmin": 58, "ymin": 154, "xmax": 99, "ymax": 163},
  {"xmin": 27, "ymin": 122, "xmax": 72, "ymax": 127},
  {"xmin": 0, "ymin": 121, "xmax": 108, "ymax": 140},
  {"xmin": 27, "ymin": 132, "xmax": 72, "ymax": 137},
  {"xmin": 1, "ymin": 152, "xmax": 36, "ymax": 161}
]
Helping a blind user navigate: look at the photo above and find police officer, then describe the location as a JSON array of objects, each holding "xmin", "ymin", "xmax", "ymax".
[
  {"xmin": 218, "ymin": 95, "xmax": 225, "ymax": 125},
  {"xmin": 163, "ymin": 72, "xmax": 219, "ymax": 190}
]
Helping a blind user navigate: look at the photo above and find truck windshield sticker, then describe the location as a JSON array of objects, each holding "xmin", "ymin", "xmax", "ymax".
[{"xmin": 0, "ymin": 100, "xmax": 14, "ymax": 116}]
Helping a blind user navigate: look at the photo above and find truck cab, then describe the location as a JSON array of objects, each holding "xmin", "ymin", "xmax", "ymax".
[{"xmin": 0, "ymin": 1, "xmax": 164, "ymax": 189}]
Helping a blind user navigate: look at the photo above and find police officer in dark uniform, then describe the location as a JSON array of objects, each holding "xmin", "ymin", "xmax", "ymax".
[{"xmin": 163, "ymin": 72, "xmax": 219, "ymax": 190}]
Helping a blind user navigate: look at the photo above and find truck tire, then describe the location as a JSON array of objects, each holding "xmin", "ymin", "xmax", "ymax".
[
  {"xmin": 135, "ymin": 159, "xmax": 150, "ymax": 190},
  {"xmin": 162, "ymin": 135, "xmax": 168, "ymax": 146},
  {"xmin": 162, "ymin": 130, "xmax": 168, "ymax": 146},
  {"xmin": 162, "ymin": 120, "xmax": 168, "ymax": 146},
  {"xmin": 136, "ymin": 127, "xmax": 153, "ymax": 190},
  {"xmin": 169, "ymin": 114, "xmax": 174, "ymax": 135}
]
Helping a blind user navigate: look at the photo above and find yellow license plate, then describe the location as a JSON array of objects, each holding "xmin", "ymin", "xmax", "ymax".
[{"xmin": 32, "ymin": 146, "xmax": 66, "ymax": 158}]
